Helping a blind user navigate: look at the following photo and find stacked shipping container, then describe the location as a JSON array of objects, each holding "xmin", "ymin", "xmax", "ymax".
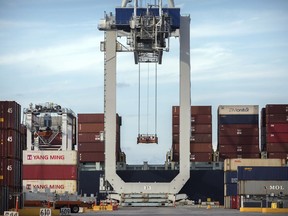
[
  {"xmin": 172, "ymin": 106, "xmax": 213, "ymax": 162},
  {"xmin": 263, "ymin": 104, "xmax": 288, "ymax": 160},
  {"xmin": 218, "ymin": 105, "xmax": 260, "ymax": 161},
  {"xmin": 78, "ymin": 114, "xmax": 122, "ymax": 163},
  {"xmin": 0, "ymin": 101, "xmax": 24, "ymax": 214},
  {"xmin": 223, "ymin": 158, "xmax": 286, "ymax": 209},
  {"xmin": 22, "ymin": 150, "xmax": 78, "ymax": 194}
]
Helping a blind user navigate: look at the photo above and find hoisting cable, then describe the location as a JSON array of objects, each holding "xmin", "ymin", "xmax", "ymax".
[
  {"xmin": 138, "ymin": 63, "xmax": 141, "ymax": 137},
  {"xmin": 146, "ymin": 63, "xmax": 150, "ymax": 135},
  {"xmin": 154, "ymin": 62, "xmax": 158, "ymax": 135}
]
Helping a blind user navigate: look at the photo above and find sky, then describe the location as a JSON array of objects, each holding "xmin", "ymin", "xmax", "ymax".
[{"xmin": 1, "ymin": 0, "xmax": 288, "ymax": 164}]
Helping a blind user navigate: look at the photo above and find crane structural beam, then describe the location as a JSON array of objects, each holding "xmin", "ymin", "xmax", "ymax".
[{"xmin": 103, "ymin": 15, "xmax": 191, "ymax": 196}]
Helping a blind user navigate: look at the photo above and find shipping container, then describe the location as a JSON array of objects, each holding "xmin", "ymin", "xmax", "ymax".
[
  {"xmin": 172, "ymin": 152, "xmax": 212, "ymax": 162},
  {"xmin": 78, "ymin": 113, "xmax": 122, "ymax": 125},
  {"xmin": 78, "ymin": 132, "xmax": 103, "ymax": 143},
  {"xmin": 23, "ymin": 180, "xmax": 77, "ymax": 194},
  {"xmin": 173, "ymin": 143, "xmax": 212, "ymax": 153},
  {"xmin": 224, "ymin": 196, "xmax": 231, "ymax": 209},
  {"xmin": 237, "ymin": 166, "xmax": 288, "ymax": 181},
  {"xmin": 224, "ymin": 183, "xmax": 237, "ymax": 196},
  {"xmin": 224, "ymin": 158, "xmax": 285, "ymax": 171},
  {"xmin": 0, "ymin": 158, "xmax": 20, "ymax": 187},
  {"xmin": 219, "ymin": 124, "xmax": 258, "ymax": 129},
  {"xmin": 23, "ymin": 165, "xmax": 77, "ymax": 180},
  {"xmin": 78, "ymin": 142, "xmax": 105, "ymax": 152},
  {"xmin": 0, "ymin": 129, "xmax": 21, "ymax": 159},
  {"xmin": 266, "ymin": 143, "xmax": 288, "ymax": 153},
  {"xmin": 261, "ymin": 108, "xmax": 266, "ymax": 127},
  {"xmin": 78, "ymin": 123, "xmax": 104, "ymax": 133},
  {"xmin": 218, "ymin": 136, "xmax": 259, "ymax": 145},
  {"xmin": 79, "ymin": 152, "xmax": 105, "ymax": 162},
  {"xmin": 238, "ymin": 180, "xmax": 288, "ymax": 195},
  {"xmin": 266, "ymin": 114, "xmax": 288, "ymax": 123},
  {"xmin": 23, "ymin": 150, "xmax": 77, "ymax": 165},
  {"xmin": 224, "ymin": 171, "xmax": 237, "ymax": 184},
  {"xmin": 218, "ymin": 105, "xmax": 258, "ymax": 115},
  {"xmin": 219, "ymin": 127, "xmax": 258, "ymax": 136},
  {"xmin": 172, "ymin": 106, "xmax": 211, "ymax": 115},
  {"xmin": 266, "ymin": 133, "xmax": 288, "ymax": 143},
  {"xmin": 266, "ymin": 104, "xmax": 288, "ymax": 114},
  {"xmin": 266, "ymin": 123, "xmax": 288, "ymax": 133},
  {"xmin": 268, "ymin": 152, "xmax": 288, "ymax": 160},
  {"xmin": 0, "ymin": 101, "xmax": 21, "ymax": 131},
  {"xmin": 218, "ymin": 144, "xmax": 259, "ymax": 154},
  {"xmin": 218, "ymin": 115, "xmax": 258, "ymax": 125},
  {"xmin": 220, "ymin": 153, "xmax": 260, "ymax": 161},
  {"xmin": 173, "ymin": 115, "xmax": 212, "ymax": 125},
  {"xmin": 173, "ymin": 134, "xmax": 212, "ymax": 143},
  {"xmin": 173, "ymin": 124, "xmax": 212, "ymax": 134}
]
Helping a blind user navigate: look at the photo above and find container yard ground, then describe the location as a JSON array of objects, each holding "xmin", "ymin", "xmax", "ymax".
[{"xmin": 72, "ymin": 206, "xmax": 286, "ymax": 216}]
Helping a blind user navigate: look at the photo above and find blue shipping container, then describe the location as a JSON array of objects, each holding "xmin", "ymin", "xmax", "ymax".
[
  {"xmin": 225, "ymin": 183, "xmax": 237, "ymax": 196},
  {"xmin": 224, "ymin": 171, "xmax": 238, "ymax": 184},
  {"xmin": 219, "ymin": 115, "xmax": 259, "ymax": 125},
  {"xmin": 237, "ymin": 166, "xmax": 288, "ymax": 181}
]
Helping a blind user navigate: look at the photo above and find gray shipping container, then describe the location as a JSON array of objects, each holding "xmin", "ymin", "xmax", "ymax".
[{"xmin": 238, "ymin": 180, "xmax": 288, "ymax": 195}]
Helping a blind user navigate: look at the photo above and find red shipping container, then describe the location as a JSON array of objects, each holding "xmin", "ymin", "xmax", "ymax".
[
  {"xmin": 266, "ymin": 114, "xmax": 288, "ymax": 123},
  {"xmin": 78, "ymin": 132, "xmax": 103, "ymax": 143},
  {"xmin": 172, "ymin": 124, "xmax": 212, "ymax": 134},
  {"xmin": 266, "ymin": 123, "xmax": 288, "ymax": 133},
  {"xmin": 219, "ymin": 153, "xmax": 260, "ymax": 161},
  {"xmin": 172, "ymin": 106, "xmax": 211, "ymax": 115},
  {"xmin": 79, "ymin": 152, "xmax": 105, "ymax": 162},
  {"xmin": 268, "ymin": 152, "xmax": 288, "ymax": 159},
  {"xmin": 231, "ymin": 196, "xmax": 240, "ymax": 209},
  {"xmin": 0, "ymin": 158, "xmax": 21, "ymax": 187},
  {"xmin": 78, "ymin": 123, "xmax": 104, "ymax": 133},
  {"xmin": 78, "ymin": 113, "xmax": 122, "ymax": 125},
  {"xmin": 173, "ymin": 143, "xmax": 212, "ymax": 153},
  {"xmin": 266, "ymin": 104, "xmax": 288, "ymax": 114},
  {"xmin": 173, "ymin": 134, "xmax": 212, "ymax": 143},
  {"xmin": 266, "ymin": 133, "xmax": 288, "ymax": 143},
  {"xmin": 219, "ymin": 127, "xmax": 258, "ymax": 136},
  {"xmin": 191, "ymin": 115, "xmax": 212, "ymax": 124},
  {"xmin": 219, "ymin": 124, "xmax": 258, "ymax": 129},
  {"xmin": 0, "ymin": 101, "xmax": 21, "ymax": 131},
  {"xmin": 218, "ymin": 136, "xmax": 259, "ymax": 145},
  {"xmin": 172, "ymin": 152, "xmax": 212, "ymax": 162},
  {"xmin": 218, "ymin": 144, "xmax": 259, "ymax": 154},
  {"xmin": 78, "ymin": 142, "xmax": 105, "ymax": 152},
  {"xmin": 0, "ymin": 129, "xmax": 21, "ymax": 159},
  {"xmin": 23, "ymin": 165, "xmax": 77, "ymax": 180},
  {"xmin": 266, "ymin": 143, "xmax": 288, "ymax": 153}
]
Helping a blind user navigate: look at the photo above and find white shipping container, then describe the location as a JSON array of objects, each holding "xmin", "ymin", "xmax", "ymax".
[
  {"xmin": 23, "ymin": 180, "xmax": 77, "ymax": 194},
  {"xmin": 218, "ymin": 105, "xmax": 259, "ymax": 115},
  {"xmin": 224, "ymin": 196, "xmax": 231, "ymax": 209},
  {"xmin": 23, "ymin": 150, "xmax": 77, "ymax": 165},
  {"xmin": 238, "ymin": 180, "xmax": 288, "ymax": 195},
  {"xmin": 224, "ymin": 158, "xmax": 285, "ymax": 171}
]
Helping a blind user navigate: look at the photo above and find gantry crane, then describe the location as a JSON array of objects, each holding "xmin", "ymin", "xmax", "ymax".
[{"xmin": 98, "ymin": 0, "xmax": 191, "ymax": 205}]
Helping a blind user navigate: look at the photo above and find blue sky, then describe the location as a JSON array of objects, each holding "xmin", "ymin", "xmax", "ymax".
[{"xmin": 1, "ymin": 0, "xmax": 288, "ymax": 164}]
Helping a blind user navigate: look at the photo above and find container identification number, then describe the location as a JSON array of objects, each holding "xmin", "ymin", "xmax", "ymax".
[
  {"xmin": 4, "ymin": 211, "xmax": 18, "ymax": 216},
  {"xmin": 39, "ymin": 208, "xmax": 51, "ymax": 216}
]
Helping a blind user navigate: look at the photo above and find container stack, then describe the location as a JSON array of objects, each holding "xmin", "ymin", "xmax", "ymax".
[
  {"xmin": 22, "ymin": 150, "xmax": 78, "ymax": 194},
  {"xmin": 223, "ymin": 158, "xmax": 286, "ymax": 209},
  {"xmin": 264, "ymin": 104, "xmax": 288, "ymax": 160},
  {"xmin": 238, "ymin": 166, "xmax": 288, "ymax": 208},
  {"xmin": 172, "ymin": 106, "xmax": 213, "ymax": 162},
  {"xmin": 0, "ymin": 101, "xmax": 23, "ymax": 214},
  {"xmin": 218, "ymin": 105, "xmax": 260, "ymax": 161},
  {"xmin": 78, "ymin": 113, "xmax": 122, "ymax": 164}
]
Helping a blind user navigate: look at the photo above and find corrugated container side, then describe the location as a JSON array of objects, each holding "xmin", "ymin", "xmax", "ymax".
[
  {"xmin": 268, "ymin": 152, "xmax": 288, "ymax": 159},
  {"xmin": 173, "ymin": 124, "xmax": 212, "ymax": 134},
  {"xmin": 23, "ymin": 150, "xmax": 77, "ymax": 165},
  {"xmin": 78, "ymin": 113, "xmax": 122, "ymax": 125},
  {"xmin": 191, "ymin": 115, "xmax": 212, "ymax": 124},
  {"xmin": 266, "ymin": 123, "xmax": 288, "ymax": 133},
  {"xmin": 173, "ymin": 134, "xmax": 212, "ymax": 143},
  {"xmin": 218, "ymin": 105, "xmax": 259, "ymax": 115},
  {"xmin": 224, "ymin": 183, "xmax": 237, "ymax": 196},
  {"xmin": 224, "ymin": 171, "xmax": 237, "ymax": 184},
  {"xmin": 266, "ymin": 143, "xmax": 288, "ymax": 152},
  {"xmin": 190, "ymin": 152, "xmax": 212, "ymax": 162},
  {"xmin": 218, "ymin": 144, "xmax": 259, "ymax": 154},
  {"xmin": 173, "ymin": 143, "xmax": 212, "ymax": 153},
  {"xmin": 219, "ymin": 128, "xmax": 259, "ymax": 136},
  {"xmin": 78, "ymin": 123, "xmax": 104, "ymax": 133},
  {"xmin": 219, "ymin": 124, "xmax": 259, "ymax": 129},
  {"xmin": 224, "ymin": 158, "xmax": 286, "ymax": 171},
  {"xmin": 266, "ymin": 133, "xmax": 288, "ymax": 143},
  {"xmin": 266, "ymin": 104, "xmax": 288, "ymax": 114},
  {"xmin": 224, "ymin": 196, "xmax": 231, "ymax": 209},
  {"xmin": 78, "ymin": 132, "xmax": 103, "ymax": 143},
  {"xmin": 23, "ymin": 180, "xmax": 77, "ymax": 194},
  {"xmin": 218, "ymin": 115, "xmax": 258, "ymax": 125},
  {"xmin": 220, "ymin": 153, "xmax": 260, "ymax": 161},
  {"xmin": 172, "ymin": 106, "xmax": 211, "ymax": 115},
  {"xmin": 237, "ymin": 166, "xmax": 288, "ymax": 181},
  {"xmin": 0, "ymin": 129, "xmax": 21, "ymax": 159},
  {"xmin": 78, "ymin": 142, "xmax": 105, "ymax": 152},
  {"xmin": 266, "ymin": 114, "xmax": 288, "ymax": 123},
  {"xmin": 238, "ymin": 180, "xmax": 288, "ymax": 195},
  {"xmin": 79, "ymin": 152, "xmax": 105, "ymax": 162},
  {"xmin": 0, "ymin": 101, "xmax": 21, "ymax": 131},
  {"xmin": 23, "ymin": 165, "xmax": 78, "ymax": 180},
  {"xmin": 218, "ymin": 136, "xmax": 259, "ymax": 145}
]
